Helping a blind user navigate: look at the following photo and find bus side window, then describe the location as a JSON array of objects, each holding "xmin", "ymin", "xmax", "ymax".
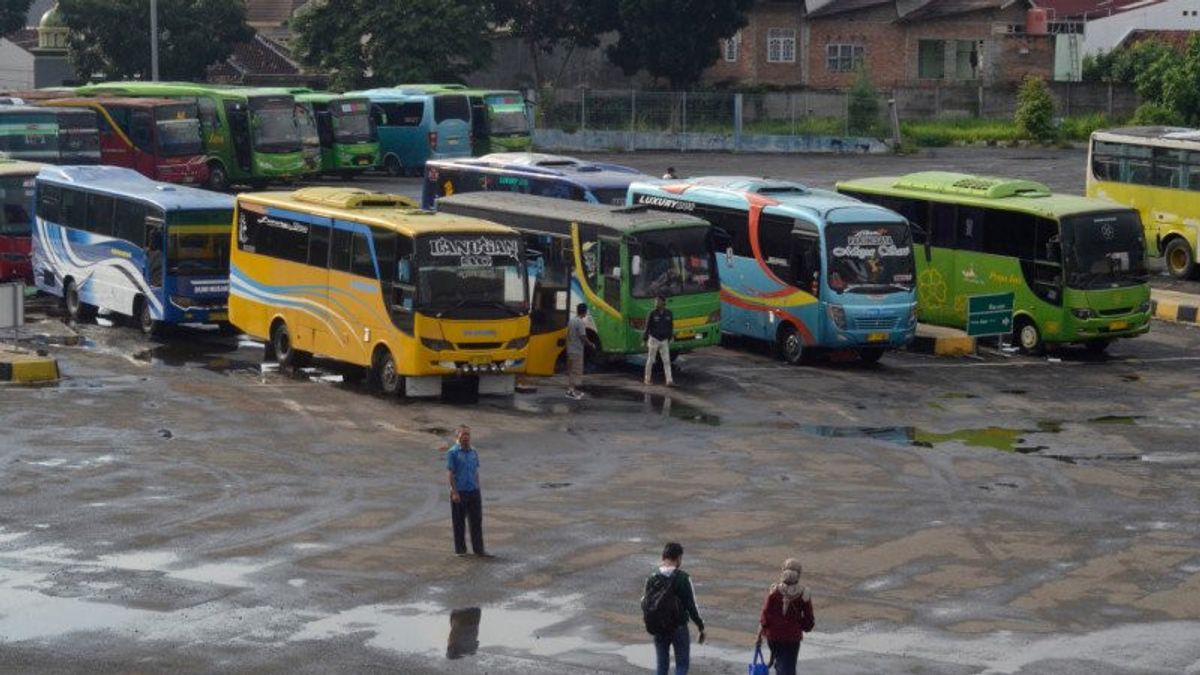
[
  {"xmin": 695, "ymin": 205, "xmax": 751, "ymax": 258},
  {"xmin": 330, "ymin": 227, "xmax": 353, "ymax": 272},
  {"xmin": 316, "ymin": 108, "xmax": 335, "ymax": 147},
  {"xmin": 370, "ymin": 104, "xmax": 389, "ymax": 128},
  {"xmin": 1029, "ymin": 217, "xmax": 1062, "ymax": 305},
  {"xmin": 130, "ymin": 110, "xmax": 153, "ymax": 152},
  {"xmin": 957, "ymin": 206, "xmax": 984, "ymax": 252},
  {"xmin": 350, "ymin": 230, "xmax": 375, "ymax": 278},
  {"xmin": 36, "ymin": 183, "xmax": 60, "ymax": 223},
  {"xmin": 1188, "ymin": 151, "xmax": 1200, "ymax": 191},
  {"xmin": 930, "ymin": 203, "xmax": 956, "ymax": 248},
  {"xmin": 792, "ymin": 234, "xmax": 820, "ymax": 290},
  {"xmin": 600, "ymin": 238, "xmax": 622, "ymax": 309},
  {"xmin": 982, "ymin": 210, "xmax": 1035, "ymax": 260},
  {"xmin": 145, "ymin": 209, "xmax": 165, "ymax": 287},
  {"xmin": 307, "ymin": 223, "xmax": 331, "ymax": 268},
  {"xmin": 114, "ymin": 199, "xmax": 146, "ymax": 247},
  {"xmin": 196, "ymin": 97, "xmax": 219, "ymax": 137},
  {"xmin": 758, "ymin": 214, "xmax": 795, "ymax": 279},
  {"xmin": 85, "ymin": 193, "xmax": 115, "ymax": 237},
  {"xmin": 1153, "ymin": 147, "xmax": 1185, "ymax": 189},
  {"xmin": 389, "ymin": 234, "xmax": 415, "ymax": 330},
  {"xmin": 60, "ymin": 188, "xmax": 86, "ymax": 231}
]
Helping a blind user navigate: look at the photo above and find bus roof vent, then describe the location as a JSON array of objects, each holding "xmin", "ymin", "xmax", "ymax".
[
  {"xmin": 894, "ymin": 172, "xmax": 1050, "ymax": 199},
  {"xmin": 292, "ymin": 187, "xmax": 418, "ymax": 210}
]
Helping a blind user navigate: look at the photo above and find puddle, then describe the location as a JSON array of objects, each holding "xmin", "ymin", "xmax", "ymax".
[
  {"xmin": 132, "ymin": 339, "xmax": 257, "ymax": 375},
  {"xmin": 1089, "ymin": 415, "xmax": 1143, "ymax": 425},
  {"xmin": 791, "ymin": 421, "xmax": 1090, "ymax": 461},
  {"xmin": 539, "ymin": 482, "xmax": 572, "ymax": 489},
  {"xmin": 939, "ymin": 392, "xmax": 981, "ymax": 400},
  {"xmin": 498, "ymin": 385, "xmax": 721, "ymax": 425}
]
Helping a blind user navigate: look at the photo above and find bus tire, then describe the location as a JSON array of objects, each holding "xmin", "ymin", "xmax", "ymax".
[
  {"xmin": 206, "ymin": 161, "xmax": 229, "ymax": 192},
  {"xmin": 271, "ymin": 320, "xmax": 310, "ymax": 370},
  {"xmin": 1014, "ymin": 317, "xmax": 1044, "ymax": 355},
  {"xmin": 777, "ymin": 323, "xmax": 804, "ymax": 365},
  {"xmin": 64, "ymin": 279, "xmax": 95, "ymax": 323},
  {"xmin": 136, "ymin": 297, "xmax": 160, "ymax": 337},
  {"xmin": 1085, "ymin": 339, "xmax": 1111, "ymax": 354},
  {"xmin": 373, "ymin": 347, "xmax": 404, "ymax": 396},
  {"xmin": 1164, "ymin": 237, "xmax": 1195, "ymax": 279},
  {"xmin": 859, "ymin": 347, "xmax": 885, "ymax": 364},
  {"xmin": 384, "ymin": 155, "xmax": 403, "ymax": 177}
]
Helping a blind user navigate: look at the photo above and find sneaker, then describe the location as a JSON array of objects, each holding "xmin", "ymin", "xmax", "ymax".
[
  {"xmin": 571, "ymin": 390, "xmax": 586, "ymax": 400},
  {"xmin": 666, "ymin": 381, "xmax": 677, "ymax": 388},
  {"xmin": 643, "ymin": 379, "xmax": 651, "ymax": 386}
]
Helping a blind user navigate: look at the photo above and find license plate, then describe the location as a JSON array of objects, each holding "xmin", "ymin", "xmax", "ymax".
[
  {"xmin": 209, "ymin": 312, "xmax": 227, "ymax": 322},
  {"xmin": 470, "ymin": 355, "xmax": 490, "ymax": 365},
  {"xmin": 355, "ymin": 156, "xmax": 370, "ymax": 165},
  {"xmin": 1109, "ymin": 320, "xmax": 1128, "ymax": 330},
  {"xmin": 448, "ymin": 139, "xmax": 459, "ymax": 145},
  {"xmin": 867, "ymin": 332, "xmax": 888, "ymax": 342}
]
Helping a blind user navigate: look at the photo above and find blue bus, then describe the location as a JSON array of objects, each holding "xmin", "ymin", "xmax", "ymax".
[
  {"xmin": 348, "ymin": 89, "xmax": 471, "ymax": 176},
  {"xmin": 32, "ymin": 165, "xmax": 234, "ymax": 335},
  {"xmin": 628, "ymin": 177, "xmax": 918, "ymax": 363},
  {"xmin": 421, "ymin": 152, "xmax": 653, "ymax": 210}
]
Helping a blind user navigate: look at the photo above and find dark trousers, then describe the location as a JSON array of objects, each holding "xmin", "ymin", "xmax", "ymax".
[
  {"xmin": 451, "ymin": 489, "xmax": 484, "ymax": 554},
  {"xmin": 654, "ymin": 624, "xmax": 690, "ymax": 675},
  {"xmin": 768, "ymin": 640, "xmax": 800, "ymax": 675}
]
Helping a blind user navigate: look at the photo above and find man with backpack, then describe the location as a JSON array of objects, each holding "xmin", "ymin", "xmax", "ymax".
[{"xmin": 642, "ymin": 542, "xmax": 705, "ymax": 675}]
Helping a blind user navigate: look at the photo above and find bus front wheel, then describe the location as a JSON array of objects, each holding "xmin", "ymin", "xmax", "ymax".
[
  {"xmin": 64, "ymin": 279, "xmax": 95, "ymax": 323},
  {"xmin": 1085, "ymin": 339, "xmax": 1111, "ymax": 355},
  {"xmin": 1014, "ymin": 317, "xmax": 1044, "ymax": 355},
  {"xmin": 777, "ymin": 324, "xmax": 804, "ymax": 365},
  {"xmin": 207, "ymin": 162, "xmax": 229, "ymax": 192},
  {"xmin": 136, "ymin": 298, "xmax": 160, "ymax": 337},
  {"xmin": 1164, "ymin": 238, "xmax": 1195, "ymax": 279},
  {"xmin": 384, "ymin": 155, "xmax": 403, "ymax": 177},
  {"xmin": 373, "ymin": 348, "xmax": 404, "ymax": 396},
  {"xmin": 859, "ymin": 347, "xmax": 885, "ymax": 364},
  {"xmin": 272, "ymin": 321, "xmax": 311, "ymax": 370}
]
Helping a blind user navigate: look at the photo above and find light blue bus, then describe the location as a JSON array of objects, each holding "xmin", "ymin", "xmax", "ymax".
[
  {"xmin": 33, "ymin": 165, "xmax": 234, "ymax": 335},
  {"xmin": 628, "ymin": 177, "xmax": 918, "ymax": 363},
  {"xmin": 421, "ymin": 152, "xmax": 653, "ymax": 210},
  {"xmin": 348, "ymin": 88, "xmax": 471, "ymax": 176}
]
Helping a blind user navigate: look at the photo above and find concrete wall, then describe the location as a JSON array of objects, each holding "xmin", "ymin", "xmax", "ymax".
[
  {"xmin": 0, "ymin": 40, "xmax": 35, "ymax": 91},
  {"xmin": 1084, "ymin": 0, "xmax": 1200, "ymax": 55},
  {"xmin": 533, "ymin": 128, "xmax": 888, "ymax": 154}
]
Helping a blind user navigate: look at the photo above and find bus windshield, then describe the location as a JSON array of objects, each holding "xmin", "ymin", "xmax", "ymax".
[
  {"xmin": 630, "ymin": 226, "xmax": 718, "ymax": 298},
  {"xmin": 415, "ymin": 233, "xmax": 527, "ymax": 319},
  {"xmin": 332, "ymin": 101, "xmax": 374, "ymax": 143},
  {"xmin": 0, "ymin": 175, "xmax": 34, "ymax": 236},
  {"xmin": 825, "ymin": 222, "xmax": 915, "ymax": 294},
  {"xmin": 487, "ymin": 98, "xmax": 529, "ymax": 135},
  {"xmin": 1062, "ymin": 211, "xmax": 1147, "ymax": 289},
  {"xmin": 167, "ymin": 210, "xmax": 232, "ymax": 276},
  {"xmin": 249, "ymin": 97, "xmax": 301, "ymax": 154},
  {"xmin": 155, "ymin": 104, "xmax": 203, "ymax": 157},
  {"xmin": 58, "ymin": 111, "xmax": 100, "ymax": 158}
]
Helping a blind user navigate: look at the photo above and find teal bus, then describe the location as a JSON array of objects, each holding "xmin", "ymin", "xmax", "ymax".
[
  {"xmin": 628, "ymin": 177, "xmax": 918, "ymax": 364},
  {"xmin": 74, "ymin": 82, "xmax": 307, "ymax": 190},
  {"xmin": 394, "ymin": 84, "xmax": 532, "ymax": 154},
  {"xmin": 837, "ymin": 172, "xmax": 1151, "ymax": 353},
  {"xmin": 349, "ymin": 88, "xmax": 471, "ymax": 176}
]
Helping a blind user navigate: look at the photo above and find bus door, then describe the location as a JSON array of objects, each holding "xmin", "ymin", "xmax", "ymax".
[
  {"xmin": 792, "ymin": 230, "xmax": 821, "ymax": 297},
  {"xmin": 925, "ymin": 202, "xmax": 960, "ymax": 325},
  {"xmin": 145, "ymin": 214, "xmax": 165, "ymax": 290},
  {"xmin": 468, "ymin": 96, "xmax": 489, "ymax": 154},
  {"xmin": 224, "ymin": 102, "xmax": 252, "ymax": 172},
  {"xmin": 303, "ymin": 217, "xmax": 335, "ymax": 356},
  {"xmin": 129, "ymin": 108, "xmax": 156, "ymax": 178},
  {"xmin": 523, "ymin": 232, "xmax": 570, "ymax": 375}
]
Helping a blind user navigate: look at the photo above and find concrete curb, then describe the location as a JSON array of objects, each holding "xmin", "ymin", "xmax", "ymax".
[
  {"xmin": 1151, "ymin": 295, "xmax": 1200, "ymax": 326},
  {"xmin": 907, "ymin": 325, "xmax": 976, "ymax": 357},
  {"xmin": 0, "ymin": 349, "xmax": 60, "ymax": 384}
]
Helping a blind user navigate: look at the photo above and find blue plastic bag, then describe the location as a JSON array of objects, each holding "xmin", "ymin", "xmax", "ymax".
[{"xmin": 749, "ymin": 643, "xmax": 770, "ymax": 675}]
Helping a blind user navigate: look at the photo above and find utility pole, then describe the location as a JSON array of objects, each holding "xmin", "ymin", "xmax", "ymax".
[{"xmin": 150, "ymin": 0, "xmax": 160, "ymax": 81}]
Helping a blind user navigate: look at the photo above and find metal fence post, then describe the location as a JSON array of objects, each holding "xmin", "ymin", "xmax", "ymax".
[
  {"xmin": 580, "ymin": 88, "xmax": 587, "ymax": 132},
  {"xmin": 630, "ymin": 89, "xmax": 637, "ymax": 151},
  {"xmin": 790, "ymin": 92, "xmax": 796, "ymax": 137},
  {"xmin": 733, "ymin": 93, "xmax": 743, "ymax": 152},
  {"xmin": 681, "ymin": 91, "xmax": 687, "ymax": 152}
]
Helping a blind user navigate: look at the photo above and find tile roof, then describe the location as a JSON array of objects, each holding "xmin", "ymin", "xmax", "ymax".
[
  {"xmin": 1117, "ymin": 28, "xmax": 1195, "ymax": 49},
  {"xmin": 245, "ymin": 0, "xmax": 308, "ymax": 27},
  {"xmin": 807, "ymin": 0, "xmax": 894, "ymax": 18},
  {"xmin": 1030, "ymin": 0, "xmax": 1166, "ymax": 19}
]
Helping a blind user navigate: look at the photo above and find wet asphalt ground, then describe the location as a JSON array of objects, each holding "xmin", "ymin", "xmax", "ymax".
[{"xmin": 2, "ymin": 148, "xmax": 1200, "ymax": 673}]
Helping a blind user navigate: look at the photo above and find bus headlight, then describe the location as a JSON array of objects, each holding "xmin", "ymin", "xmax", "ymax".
[
  {"xmin": 421, "ymin": 337, "xmax": 454, "ymax": 351},
  {"xmin": 1137, "ymin": 301, "xmax": 1151, "ymax": 314},
  {"xmin": 706, "ymin": 309, "xmax": 721, "ymax": 324},
  {"xmin": 171, "ymin": 295, "xmax": 198, "ymax": 309},
  {"xmin": 505, "ymin": 336, "xmax": 528, "ymax": 349},
  {"xmin": 1070, "ymin": 308, "xmax": 1095, "ymax": 320},
  {"xmin": 827, "ymin": 304, "xmax": 847, "ymax": 330}
]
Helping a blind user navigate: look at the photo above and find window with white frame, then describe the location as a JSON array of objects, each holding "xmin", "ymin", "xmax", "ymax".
[
  {"xmin": 825, "ymin": 44, "xmax": 864, "ymax": 72},
  {"xmin": 767, "ymin": 28, "xmax": 796, "ymax": 63},
  {"xmin": 723, "ymin": 31, "xmax": 740, "ymax": 62}
]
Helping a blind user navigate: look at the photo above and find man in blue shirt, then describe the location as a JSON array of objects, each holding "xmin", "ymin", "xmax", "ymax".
[{"xmin": 446, "ymin": 425, "xmax": 486, "ymax": 556}]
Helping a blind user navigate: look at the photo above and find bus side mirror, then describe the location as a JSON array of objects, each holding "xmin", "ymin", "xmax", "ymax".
[
  {"xmin": 555, "ymin": 290, "xmax": 568, "ymax": 311},
  {"xmin": 631, "ymin": 255, "xmax": 641, "ymax": 276}
]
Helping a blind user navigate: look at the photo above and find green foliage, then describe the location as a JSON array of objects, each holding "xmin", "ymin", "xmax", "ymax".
[
  {"xmin": 293, "ymin": 0, "xmax": 493, "ymax": 91},
  {"xmin": 490, "ymin": 0, "xmax": 618, "ymax": 88},
  {"xmin": 898, "ymin": 114, "xmax": 1106, "ymax": 147},
  {"xmin": 0, "ymin": 0, "xmax": 33, "ymax": 36},
  {"xmin": 1056, "ymin": 112, "xmax": 1110, "ymax": 139},
  {"xmin": 1015, "ymin": 75, "xmax": 1056, "ymax": 142},
  {"xmin": 1129, "ymin": 102, "xmax": 1183, "ymax": 126},
  {"xmin": 605, "ymin": 0, "xmax": 753, "ymax": 90},
  {"xmin": 58, "ymin": 0, "xmax": 251, "ymax": 81},
  {"xmin": 846, "ymin": 70, "xmax": 881, "ymax": 136}
]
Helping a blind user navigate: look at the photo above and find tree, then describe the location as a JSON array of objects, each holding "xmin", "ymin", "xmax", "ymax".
[
  {"xmin": 847, "ymin": 70, "xmax": 880, "ymax": 136},
  {"xmin": 605, "ymin": 0, "xmax": 753, "ymax": 90},
  {"xmin": 489, "ymin": 0, "xmax": 618, "ymax": 89},
  {"xmin": 1, "ymin": 0, "xmax": 33, "ymax": 36},
  {"xmin": 1015, "ymin": 75, "xmax": 1055, "ymax": 142},
  {"xmin": 293, "ymin": 0, "xmax": 493, "ymax": 92},
  {"xmin": 58, "ymin": 0, "xmax": 251, "ymax": 81}
]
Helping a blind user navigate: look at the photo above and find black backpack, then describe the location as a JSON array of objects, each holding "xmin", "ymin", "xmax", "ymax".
[{"xmin": 642, "ymin": 573, "xmax": 683, "ymax": 635}]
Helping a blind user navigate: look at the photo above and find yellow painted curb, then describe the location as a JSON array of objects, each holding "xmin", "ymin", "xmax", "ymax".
[
  {"xmin": 1153, "ymin": 299, "xmax": 1180, "ymax": 322},
  {"xmin": 0, "ymin": 351, "xmax": 60, "ymax": 383},
  {"xmin": 932, "ymin": 336, "xmax": 976, "ymax": 357}
]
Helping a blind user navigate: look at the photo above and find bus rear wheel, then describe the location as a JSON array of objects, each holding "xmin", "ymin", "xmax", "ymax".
[
  {"xmin": 271, "ymin": 321, "xmax": 310, "ymax": 370},
  {"xmin": 373, "ymin": 348, "xmax": 404, "ymax": 396},
  {"xmin": 1014, "ymin": 317, "xmax": 1044, "ymax": 355},
  {"xmin": 777, "ymin": 323, "xmax": 804, "ymax": 365},
  {"xmin": 384, "ymin": 155, "xmax": 403, "ymax": 177},
  {"xmin": 207, "ymin": 162, "xmax": 229, "ymax": 192},
  {"xmin": 64, "ymin": 279, "xmax": 95, "ymax": 323},
  {"xmin": 1164, "ymin": 238, "xmax": 1195, "ymax": 279}
]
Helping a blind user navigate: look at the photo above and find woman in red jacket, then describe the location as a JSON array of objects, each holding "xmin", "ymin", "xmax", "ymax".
[{"xmin": 756, "ymin": 558, "xmax": 815, "ymax": 675}]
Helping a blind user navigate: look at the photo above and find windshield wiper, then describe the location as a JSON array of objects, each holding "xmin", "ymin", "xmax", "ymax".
[
  {"xmin": 843, "ymin": 283, "xmax": 910, "ymax": 294},
  {"xmin": 433, "ymin": 299, "xmax": 522, "ymax": 317}
]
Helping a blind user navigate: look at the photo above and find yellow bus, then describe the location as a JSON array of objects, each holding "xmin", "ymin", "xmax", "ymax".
[
  {"xmin": 1087, "ymin": 127, "xmax": 1200, "ymax": 278},
  {"xmin": 229, "ymin": 188, "xmax": 531, "ymax": 397}
]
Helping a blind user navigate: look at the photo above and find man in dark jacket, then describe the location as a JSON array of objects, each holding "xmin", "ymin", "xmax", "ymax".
[
  {"xmin": 643, "ymin": 295, "xmax": 675, "ymax": 386},
  {"xmin": 644, "ymin": 542, "xmax": 705, "ymax": 675}
]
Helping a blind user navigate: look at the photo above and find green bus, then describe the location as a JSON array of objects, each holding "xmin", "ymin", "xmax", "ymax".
[
  {"xmin": 436, "ymin": 192, "xmax": 721, "ymax": 375},
  {"xmin": 290, "ymin": 90, "xmax": 379, "ymax": 177},
  {"xmin": 74, "ymin": 82, "xmax": 306, "ymax": 190},
  {"xmin": 395, "ymin": 84, "xmax": 531, "ymax": 155},
  {"xmin": 837, "ymin": 172, "xmax": 1151, "ymax": 353}
]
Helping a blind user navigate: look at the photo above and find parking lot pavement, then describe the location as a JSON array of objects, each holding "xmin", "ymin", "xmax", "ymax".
[{"xmin": 1, "ymin": 306, "xmax": 1199, "ymax": 673}]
